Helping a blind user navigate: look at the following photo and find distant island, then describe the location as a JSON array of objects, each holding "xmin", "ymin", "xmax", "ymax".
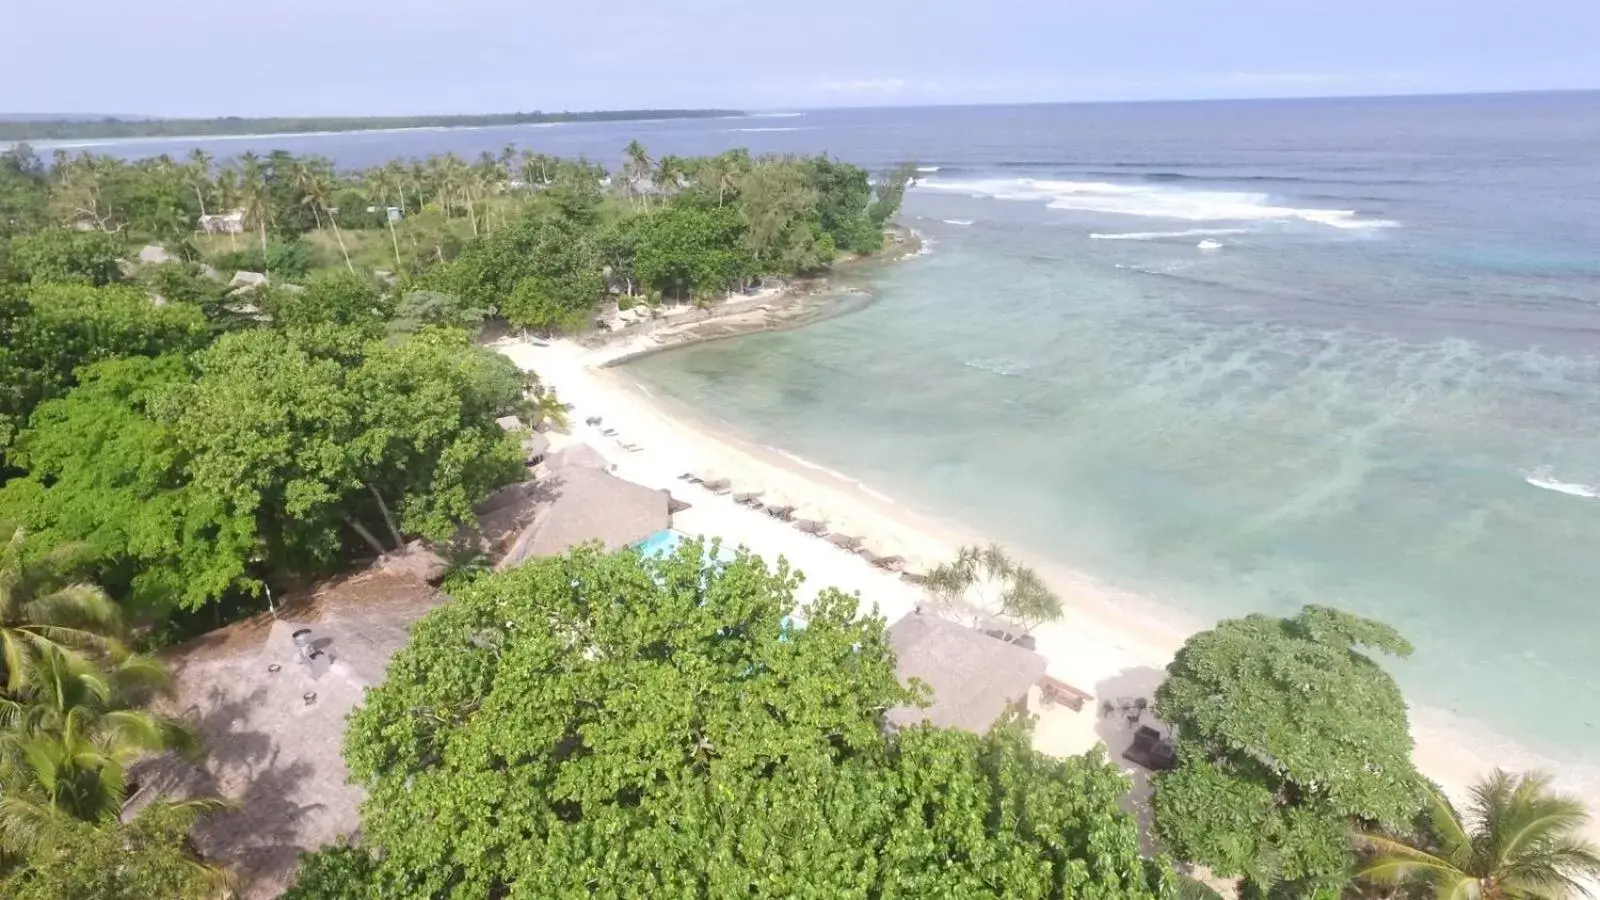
[{"xmin": 0, "ymin": 108, "xmax": 745, "ymax": 142}]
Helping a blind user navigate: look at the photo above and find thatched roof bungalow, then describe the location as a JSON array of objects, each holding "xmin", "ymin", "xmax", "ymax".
[{"xmin": 886, "ymin": 612, "xmax": 1048, "ymax": 734}]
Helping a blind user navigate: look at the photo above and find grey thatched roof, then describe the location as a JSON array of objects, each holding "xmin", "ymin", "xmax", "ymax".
[
  {"xmin": 496, "ymin": 468, "xmax": 668, "ymax": 569},
  {"xmin": 886, "ymin": 613, "xmax": 1047, "ymax": 734},
  {"xmin": 546, "ymin": 442, "xmax": 610, "ymax": 472},
  {"xmin": 133, "ymin": 566, "xmax": 446, "ymax": 899}
]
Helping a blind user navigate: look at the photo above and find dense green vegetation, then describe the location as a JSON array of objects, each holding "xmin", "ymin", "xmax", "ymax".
[
  {"xmin": 285, "ymin": 543, "xmax": 1173, "ymax": 899},
  {"xmin": 0, "ymin": 109, "xmax": 743, "ymax": 142}
]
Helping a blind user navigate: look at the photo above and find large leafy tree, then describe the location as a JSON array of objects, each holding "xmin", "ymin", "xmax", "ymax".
[
  {"xmin": 296, "ymin": 543, "xmax": 1173, "ymax": 898},
  {"xmin": 1152, "ymin": 605, "xmax": 1425, "ymax": 896},
  {"xmin": 0, "ymin": 357, "xmax": 256, "ymax": 614},
  {"xmin": 172, "ymin": 326, "xmax": 522, "ymax": 569},
  {"xmin": 1358, "ymin": 770, "xmax": 1600, "ymax": 900},
  {"xmin": 0, "ymin": 282, "xmax": 208, "ymax": 455},
  {"xmin": 633, "ymin": 201, "xmax": 752, "ymax": 301}
]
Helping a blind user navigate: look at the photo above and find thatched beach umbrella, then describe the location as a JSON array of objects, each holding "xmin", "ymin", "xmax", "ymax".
[
  {"xmin": 791, "ymin": 505, "xmax": 828, "ymax": 534},
  {"xmin": 698, "ymin": 470, "xmax": 731, "ymax": 493},
  {"xmin": 859, "ymin": 536, "xmax": 905, "ymax": 570},
  {"xmin": 732, "ymin": 487, "xmax": 764, "ymax": 504},
  {"xmin": 759, "ymin": 492, "xmax": 797, "ymax": 519},
  {"xmin": 825, "ymin": 516, "xmax": 864, "ymax": 550}
]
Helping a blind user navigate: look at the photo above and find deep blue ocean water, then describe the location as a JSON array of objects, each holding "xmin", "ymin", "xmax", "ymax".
[{"xmin": 51, "ymin": 93, "xmax": 1600, "ymax": 764}]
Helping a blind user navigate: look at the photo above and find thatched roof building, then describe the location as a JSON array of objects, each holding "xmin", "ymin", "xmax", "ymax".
[
  {"xmin": 496, "ymin": 468, "xmax": 669, "ymax": 569},
  {"xmin": 886, "ymin": 612, "xmax": 1048, "ymax": 734},
  {"xmin": 132, "ymin": 563, "xmax": 447, "ymax": 898}
]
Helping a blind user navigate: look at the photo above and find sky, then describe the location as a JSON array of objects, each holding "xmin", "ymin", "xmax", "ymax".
[{"xmin": 6, "ymin": 0, "xmax": 1599, "ymax": 115}]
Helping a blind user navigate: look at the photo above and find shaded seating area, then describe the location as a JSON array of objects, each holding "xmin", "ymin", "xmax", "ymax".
[
  {"xmin": 1038, "ymin": 674, "xmax": 1093, "ymax": 711},
  {"xmin": 885, "ymin": 611, "xmax": 1048, "ymax": 734}
]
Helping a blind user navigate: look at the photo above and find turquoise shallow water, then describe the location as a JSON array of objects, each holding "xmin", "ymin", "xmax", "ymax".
[{"xmin": 622, "ymin": 94, "xmax": 1600, "ymax": 766}]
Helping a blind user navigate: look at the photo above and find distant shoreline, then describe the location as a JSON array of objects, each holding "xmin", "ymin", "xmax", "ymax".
[{"xmin": 0, "ymin": 108, "xmax": 744, "ymax": 143}]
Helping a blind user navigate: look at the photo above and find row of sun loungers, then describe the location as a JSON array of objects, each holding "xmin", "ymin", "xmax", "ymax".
[{"xmin": 675, "ymin": 472, "xmax": 921, "ymax": 575}]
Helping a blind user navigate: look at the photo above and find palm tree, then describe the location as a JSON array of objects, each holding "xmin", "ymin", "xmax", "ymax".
[
  {"xmin": 1359, "ymin": 771, "xmax": 1600, "ymax": 900},
  {"xmin": 654, "ymin": 155, "xmax": 685, "ymax": 197},
  {"xmin": 214, "ymin": 165, "xmax": 240, "ymax": 251},
  {"xmin": 286, "ymin": 161, "xmax": 321, "ymax": 231},
  {"xmin": 386, "ymin": 159, "xmax": 411, "ymax": 214},
  {"xmin": 0, "ymin": 527, "xmax": 124, "ymax": 696},
  {"xmin": 237, "ymin": 153, "xmax": 272, "ymax": 260},
  {"xmin": 365, "ymin": 167, "xmax": 404, "ymax": 272},
  {"xmin": 622, "ymin": 140, "xmax": 652, "ymax": 207},
  {"xmin": 300, "ymin": 166, "xmax": 355, "ymax": 273},
  {"xmin": 0, "ymin": 646, "xmax": 200, "ymax": 844},
  {"xmin": 184, "ymin": 148, "xmax": 212, "ymax": 222}
]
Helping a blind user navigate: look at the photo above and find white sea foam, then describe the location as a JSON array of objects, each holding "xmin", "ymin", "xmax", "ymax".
[
  {"xmin": 919, "ymin": 176, "xmax": 1399, "ymax": 229},
  {"xmin": 729, "ymin": 126, "xmax": 811, "ymax": 133},
  {"xmin": 941, "ymin": 218, "xmax": 975, "ymax": 226},
  {"xmin": 1524, "ymin": 468, "xmax": 1599, "ymax": 499},
  {"xmin": 1090, "ymin": 227, "xmax": 1250, "ymax": 241},
  {"xmin": 917, "ymin": 165, "xmax": 941, "ymax": 173},
  {"xmin": 748, "ymin": 111, "xmax": 805, "ymax": 118},
  {"xmin": 1197, "ymin": 240, "xmax": 1224, "ymax": 251}
]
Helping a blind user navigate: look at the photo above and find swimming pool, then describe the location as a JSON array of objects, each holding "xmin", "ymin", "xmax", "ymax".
[{"xmin": 633, "ymin": 529, "xmax": 738, "ymax": 564}]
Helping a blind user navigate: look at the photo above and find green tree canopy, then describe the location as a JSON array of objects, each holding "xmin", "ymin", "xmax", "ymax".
[
  {"xmin": 0, "ymin": 282, "xmax": 208, "ymax": 457},
  {"xmin": 1152, "ymin": 605, "xmax": 1425, "ymax": 896},
  {"xmin": 6, "ymin": 229, "xmax": 124, "ymax": 286},
  {"xmin": 299, "ymin": 543, "xmax": 1172, "ymax": 899},
  {"xmin": 0, "ymin": 357, "xmax": 255, "ymax": 615},
  {"xmin": 171, "ymin": 326, "xmax": 522, "ymax": 573}
]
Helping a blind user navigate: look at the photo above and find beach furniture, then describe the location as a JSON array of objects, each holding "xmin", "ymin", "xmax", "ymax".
[
  {"xmin": 733, "ymin": 489, "xmax": 764, "ymax": 505},
  {"xmin": 1038, "ymin": 675, "xmax": 1093, "ymax": 712},
  {"xmin": 1123, "ymin": 725, "xmax": 1177, "ymax": 771},
  {"xmin": 616, "ymin": 439, "xmax": 641, "ymax": 452},
  {"xmin": 697, "ymin": 471, "xmax": 732, "ymax": 493}
]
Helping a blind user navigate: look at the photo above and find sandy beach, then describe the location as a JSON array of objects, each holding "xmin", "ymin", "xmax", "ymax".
[{"xmin": 494, "ymin": 331, "xmax": 1600, "ymax": 840}]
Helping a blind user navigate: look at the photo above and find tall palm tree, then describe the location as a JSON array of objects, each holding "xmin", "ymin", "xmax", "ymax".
[
  {"xmin": 184, "ymin": 148, "xmax": 213, "ymax": 222},
  {"xmin": 214, "ymin": 165, "xmax": 241, "ymax": 250},
  {"xmin": 1359, "ymin": 771, "xmax": 1600, "ymax": 900},
  {"xmin": 0, "ymin": 527, "xmax": 124, "ymax": 696},
  {"xmin": 622, "ymin": 139, "xmax": 652, "ymax": 208},
  {"xmin": 237, "ymin": 153, "xmax": 272, "ymax": 260},
  {"xmin": 300, "ymin": 167, "xmax": 355, "ymax": 273},
  {"xmin": 386, "ymin": 159, "xmax": 411, "ymax": 214},
  {"xmin": 365, "ymin": 167, "xmax": 404, "ymax": 272}
]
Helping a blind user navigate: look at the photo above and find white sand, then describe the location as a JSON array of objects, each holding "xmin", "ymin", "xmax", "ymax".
[{"xmin": 496, "ymin": 335, "xmax": 1600, "ymax": 839}]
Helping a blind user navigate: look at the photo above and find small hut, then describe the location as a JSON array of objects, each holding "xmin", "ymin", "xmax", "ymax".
[{"xmin": 886, "ymin": 612, "xmax": 1047, "ymax": 734}]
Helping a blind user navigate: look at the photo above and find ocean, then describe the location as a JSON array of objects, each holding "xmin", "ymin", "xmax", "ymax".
[{"xmin": 58, "ymin": 93, "xmax": 1600, "ymax": 766}]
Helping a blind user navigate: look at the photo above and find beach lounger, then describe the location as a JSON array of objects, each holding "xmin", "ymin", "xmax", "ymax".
[
  {"xmin": 1037, "ymin": 675, "xmax": 1092, "ymax": 712},
  {"xmin": 1122, "ymin": 725, "xmax": 1177, "ymax": 771},
  {"xmin": 616, "ymin": 439, "xmax": 641, "ymax": 452},
  {"xmin": 601, "ymin": 428, "xmax": 619, "ymax": 437}
]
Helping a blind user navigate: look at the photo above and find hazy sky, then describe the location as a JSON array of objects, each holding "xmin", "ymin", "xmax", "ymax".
[{"xmin": 7, "ymin": 0, "xmax": 1598, "ymax": 115}]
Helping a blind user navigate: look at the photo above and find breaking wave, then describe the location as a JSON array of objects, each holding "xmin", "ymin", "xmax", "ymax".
[
  {"xmin": 1524, "ymin": 468, "xmax": 1599, "ymax": 500},
  {"xmin": 918, "ymin": 176, "xmax": 1399, "ymax": 229},
  {"xmin": 1090, "ymin": 227, "xmax": 1251, "ymax": 241},
  {"xmin": 942, "ymin": 218, "xmax": 974, "ymax": 226}
]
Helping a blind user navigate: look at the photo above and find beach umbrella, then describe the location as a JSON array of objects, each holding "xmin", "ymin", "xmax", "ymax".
[
  {"xmin": 698, "ymin": 470, "xmax": 731, "ymax": 493},
  {"xmin": 859, "ymin": 536, "xmax": 905, "ymax": 570},
  {"xmin": 760, "ymin": 491, "xmax": 797, "ymax": 518},
  {"xmin": 825, "ymin": 515, "xmax": 864, "ymax": 550},
  {"xmin": 733, "ymin": 487, "xmax": 764, "ymax": 504},
  {"xmin": 791, "ymin": 505, "xmax": 828, "ymax": 533}
]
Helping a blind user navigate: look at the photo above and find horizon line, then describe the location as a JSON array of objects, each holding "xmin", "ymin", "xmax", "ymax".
[{"xmin": 7, "ymin": 87, "xmax": 1598, "ymax": 122}]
